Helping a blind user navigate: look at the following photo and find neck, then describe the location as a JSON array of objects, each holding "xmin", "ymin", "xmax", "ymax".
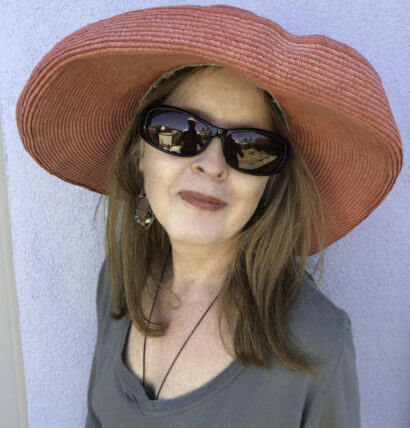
[{"xmin": 161, "ymin": 237, "xmax": 238, "ymax": 302}]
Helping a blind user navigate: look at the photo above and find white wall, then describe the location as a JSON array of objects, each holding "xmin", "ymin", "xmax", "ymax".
[{"xmin": 1, "ymin": 1, "xmax": 409, "ymax": 427}]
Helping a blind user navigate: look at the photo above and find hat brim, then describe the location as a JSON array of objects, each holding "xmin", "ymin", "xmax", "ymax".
[{"xmin": 16, "ymin": 5, "xmax": 403, "ymax": 253}]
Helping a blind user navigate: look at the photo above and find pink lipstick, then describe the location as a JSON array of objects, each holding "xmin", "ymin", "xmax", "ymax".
[{"xmin": 179, "ymin": 190, "xmax": 226, "ymax": 211}]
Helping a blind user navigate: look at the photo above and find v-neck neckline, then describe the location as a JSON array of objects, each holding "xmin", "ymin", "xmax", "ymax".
[{"xmin": 116, "ymin": 316, "xmax": 245, "ymax": 416}]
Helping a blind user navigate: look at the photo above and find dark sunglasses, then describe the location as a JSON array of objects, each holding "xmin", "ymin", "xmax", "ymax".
[{"xmin": 140, "ymin": 104, "xmax": 289, "ymax": 176}]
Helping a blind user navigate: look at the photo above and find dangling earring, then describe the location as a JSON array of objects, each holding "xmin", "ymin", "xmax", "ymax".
[{"xmin": 134, "ymin": 190, "xmax": 155, "ymax": 229}]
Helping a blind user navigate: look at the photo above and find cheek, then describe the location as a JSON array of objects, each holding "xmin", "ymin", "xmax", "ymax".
[
  {"xmin": 255, "ymin": 178, "xmax": 269, "ymax": 200},
  {"xmin": 233, "ymin": 176, "xmax": 269, "ymax": 224},
  {"xmin": 138, "ymin": 144, "xmax": 183, "ymax": 217},
  {"xmin": 139, "ymin": 143, "xmax": 171, "ymax": 185},
  {"xmin": 140, "ymin": 155, "xmax": 168, "ymax": 199},
  {"xmin": 139, "ymin": 145, "xmax": 164, "ymax": 205},
  {"xmin": 244, "ymin": 176, "xmax": 269, "ymax": 207}
]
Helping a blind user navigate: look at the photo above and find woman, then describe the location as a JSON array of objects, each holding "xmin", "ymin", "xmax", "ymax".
[{"xmin": 16, "ymin": 5, "xmax": 402, "ymax": 427}]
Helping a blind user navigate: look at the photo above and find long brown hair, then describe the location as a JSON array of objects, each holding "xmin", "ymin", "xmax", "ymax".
[{"xmin": 97, "ymin": 64, "xmax": 325, "ymax": 373}]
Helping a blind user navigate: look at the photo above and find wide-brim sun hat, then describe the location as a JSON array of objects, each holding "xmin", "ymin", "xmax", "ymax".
[{"xmin": 16, "ymin": 4, "xmax": 402, "ymax": 254}]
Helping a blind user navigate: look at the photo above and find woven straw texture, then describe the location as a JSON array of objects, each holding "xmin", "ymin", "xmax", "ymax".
[{"xmin": 16, "ymin": 4, "xmax": 402, "ymax": 253}]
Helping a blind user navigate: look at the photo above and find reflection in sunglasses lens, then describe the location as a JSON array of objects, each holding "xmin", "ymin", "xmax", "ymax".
[
  {"xmin": 147, "ymin": 111, "xmax": 209, "ymax": 155},
  {"xmin": 146, "ymin": 109, "xmax": 285, "ymax": 174},
  {"xmin": 229, "ymin": 131, "xmax": 283, "ymax": 173}
]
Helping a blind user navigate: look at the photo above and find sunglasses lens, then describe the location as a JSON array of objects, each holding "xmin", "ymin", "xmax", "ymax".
[
  {"xmin": 144, "ymin": 107, "xmax": 288, "ymax": 175},
  {"xmin": 227, "ymin": 131, "xmax": 287, "ymax": 174},
  {"xmin": 146, "ymin": 110, "xmax": 209, "ymax": 155}
]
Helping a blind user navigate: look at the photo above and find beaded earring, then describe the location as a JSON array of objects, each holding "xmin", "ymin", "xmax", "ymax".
[{"xmin": 134, "ymin": 190, "xmax": 155, "ymax": 229}]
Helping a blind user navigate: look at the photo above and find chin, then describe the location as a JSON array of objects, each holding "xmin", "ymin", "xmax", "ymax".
[
  {"xmin": 162, "ymin": 221, "xmax": 233, "ymax": 247},
  {"xmin": 170, "ymin": 229, "xmax": 226, "ymax": 246}
]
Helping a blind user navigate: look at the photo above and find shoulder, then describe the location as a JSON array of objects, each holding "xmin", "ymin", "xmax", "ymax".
[
  {"xmin": 95, "ymin": 258, "xmax": 116, "ymax": 326},
  {"xmin": 286, "ymin": 275, "xmax": 353, "ymax": 370},
  {"xmin": 283, "ymin": 277, "xmax": 361, "ymax": 426}
]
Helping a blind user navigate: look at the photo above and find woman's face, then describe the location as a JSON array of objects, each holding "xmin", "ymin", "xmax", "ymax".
[{"xmin": 139, "ymin": 67, "xmax": 272, "ymax": 248}]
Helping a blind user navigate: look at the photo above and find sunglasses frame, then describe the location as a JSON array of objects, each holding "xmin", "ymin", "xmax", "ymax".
[{"xmin": 140, "ymin": 104, "xmax": 289, "ymax": 176}]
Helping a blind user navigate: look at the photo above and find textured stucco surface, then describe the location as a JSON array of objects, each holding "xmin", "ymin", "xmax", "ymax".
[{"xmin": 0, "ymin": 1, "xmax": 409, "ymax": 427}]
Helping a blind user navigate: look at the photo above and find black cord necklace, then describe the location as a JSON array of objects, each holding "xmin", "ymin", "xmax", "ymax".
[{"xmin": 142, "ymin": 246, "xmax": 223, "ymax": 400}]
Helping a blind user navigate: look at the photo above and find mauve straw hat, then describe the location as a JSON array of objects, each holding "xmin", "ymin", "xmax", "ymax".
[{"xmin": 16, "ymin": 4, "xmax": 402, "ymax": 253}]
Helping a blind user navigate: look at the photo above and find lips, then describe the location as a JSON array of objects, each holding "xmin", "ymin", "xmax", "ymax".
[{"xmin": 178, "ymin": 190, "xmax": 226, "ymax": 211}]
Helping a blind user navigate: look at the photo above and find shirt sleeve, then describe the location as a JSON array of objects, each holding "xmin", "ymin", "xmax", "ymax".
[
  {"xmin": 85, "ymin": 351, "xmax": 101, "ymax": 427},
  {"xmin": 308, "ymin": 312, "xmax": 361, "ymax": 428},
  {"xmin": 85, "ymin": 259, "xmax": 108, "ymax": 428}
]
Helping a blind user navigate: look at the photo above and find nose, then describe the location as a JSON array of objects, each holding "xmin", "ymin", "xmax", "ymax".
[{"xmin": 191, "ymin": 137, "xmax": 229, "ymax": 179}]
